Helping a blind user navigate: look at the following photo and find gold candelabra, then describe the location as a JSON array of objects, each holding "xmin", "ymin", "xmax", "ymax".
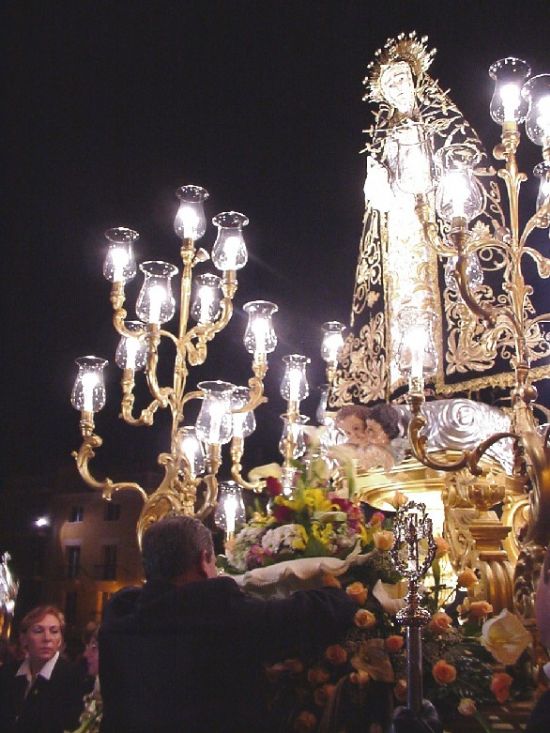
[
  {"xmin": 393, "ymin": 60, "xmax": 550, "ymax": 613},
  {"xmin": 71, "ymin": 186, "xmax": 278, "ymax": 538}
]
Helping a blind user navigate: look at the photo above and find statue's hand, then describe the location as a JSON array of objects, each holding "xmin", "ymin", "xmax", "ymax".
[{"xmin": 364, "ymin": 156, "xmax": 393, "ymax": 212}]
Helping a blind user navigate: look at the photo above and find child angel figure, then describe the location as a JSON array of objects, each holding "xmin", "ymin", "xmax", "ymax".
[{"xmin": 334, "ymin": 403, "xmax": 407, "ymax": 472}]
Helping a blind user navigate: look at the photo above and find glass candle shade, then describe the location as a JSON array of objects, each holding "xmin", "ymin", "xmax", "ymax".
[
  {"xmin": 316, "ymin": 384, "xmax": 330, "ymax": 425},
  {"xmin": 211, "ymin": 211, "xmax": 249, "ymax": 271},
  {"xmin": 136, "ymin": 261, "xmax": 178, "ymax": 324},
  {"xmin": 489, "ymin": 57, "xmax": 531, "ymax": 124},
  {"xmin": 393, "ymin": 122, "xmax": 435, "ymax": 195},
  {"xmin": 534, "ymin": 162, "xmax": 550, "ymax": 211},
  {"xmin": 397, "ymin": 307, "xmax": 438, "ymax": 380},
  {"xmin": 178, "ymin": 426, "xmax": 206, "ymax": 478},
  {"xmin": 280, "ymin": 354, "xmax": 310, "ymax": 402},
  {"xmin": 321, "ymin": 321, "xmax": 345, "ymax": 364},
  {"xmin": 435, "ymin": 145, "xmax": 483, "ymax": 223},
  {"xmin": 243, "ymin": 300, "xmax": 278, "ymax": 359},
  {"xmin": 173, "ymin": 185, "xmax": 209, "ymax": 240},
  {"xmin": 191, "ymin": 273, "xmax": 222, "ymax": 324},
  {"xmin": 279, "ymin": 414, "xmax": 309, "ymax": 460},
  {"xmin": 115, "ymin": 321, "xmax": 148, "ymax": 371},
  {"xmin": 71, "ymin": 356, "xmax": 108, "ymax": 412},
  {"xmin": 214, "ymin": 481, "xmax": 246, "ymax": 537},
  {"xmin": 195, "ymin": 381, "xmax": 234, "ymax": 445},
  {"xmin": 231, "ymin": 386, "xmax": 256, "ymax": 439},
  {"xmin": 523, "ymin": 75, "xmax": 550, "ymax": 147},
  {"xmin": 102, "ymin": 227, "xmax": 138, "ymax": 283}
]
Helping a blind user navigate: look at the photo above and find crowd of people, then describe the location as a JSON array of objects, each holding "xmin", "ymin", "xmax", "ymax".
[{"xmin": 0, "ymin": 514, "xmax": 548, "ymax": 732}]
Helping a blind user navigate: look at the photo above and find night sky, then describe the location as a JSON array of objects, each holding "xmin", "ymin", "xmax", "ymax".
[{"xmin": 4, "ymin": 0, "xmax": 550, "ymax": 487}]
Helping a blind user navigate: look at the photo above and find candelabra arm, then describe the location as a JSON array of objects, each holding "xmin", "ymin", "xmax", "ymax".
[
  {"xmin": 120, "ymin": 369, "xmax": 164, "ymax": 427},
  {"xmin": 145, "ymin": 325, "xmax": 173, "ymax": 407},
  {"xmin": 522, "ymin": 247, "xmax": 550, "ymax": 279},
  {"xmin": 230, "ymin": 436, "xmax": 263, "ymax": 492},
  {"xmin": 71, "ymin": 412, "xmax": 147, "ymax": 501},
  {"xmin": 232, "ymin": 360, "xmax": 269, "ymax": 414},
  {"xmin": 195, "ymin": 444, "xmax": 222, "ymax": 519}
]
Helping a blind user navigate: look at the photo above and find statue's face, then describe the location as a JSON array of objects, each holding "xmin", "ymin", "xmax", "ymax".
[{"xmin": 380, "ymin": 62, "xmax": 416, "ymax": 115}]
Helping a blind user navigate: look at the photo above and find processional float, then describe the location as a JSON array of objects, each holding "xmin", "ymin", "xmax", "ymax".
[{"xmin": 330, "ymin": 32, "xmax": 550, "ymax": 622}]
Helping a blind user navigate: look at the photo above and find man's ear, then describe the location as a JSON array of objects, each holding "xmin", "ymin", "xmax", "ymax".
[{"xmin": 199, "ymin": 549, "xmax": 217, "ymax": 578}]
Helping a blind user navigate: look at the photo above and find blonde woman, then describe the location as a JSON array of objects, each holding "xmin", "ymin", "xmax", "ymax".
[{"xmin": 0, "ymin": 605, "xmax": 84, "ymax": 732}]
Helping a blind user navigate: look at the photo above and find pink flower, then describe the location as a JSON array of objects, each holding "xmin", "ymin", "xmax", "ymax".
[
  {"xmin": 370, "ymin": 511, "xmax": 385, "ymax": 526},
  {"xmin": 265, "ymin": 476, "xmax": 283, "ymax": 497},
  {"xmin": 491, "ymin": 672, "xmax": 513, "ymax": 703},
  {"xmin": 329, "ymin": 495, "xmax": 352, "ymax": 513},
  {"xmin": 246, "ymin": 544, "xmax": 272, "ymax": 569},
  {"xmin": 272, "ymin": 503, "xmax": 293, "ymax": 523}
]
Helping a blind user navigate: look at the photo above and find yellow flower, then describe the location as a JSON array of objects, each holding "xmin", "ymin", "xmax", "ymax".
[
  {"xmin": 303, "ymin": 488, "xmax": 332, "ymax": 512},
  {"xmin": 458, "ymin": 698, "xmax": 477, "ymax": 716},
  {"xmin": 481, "ymin": 609, "xmax": 532, "ymax": 665}
]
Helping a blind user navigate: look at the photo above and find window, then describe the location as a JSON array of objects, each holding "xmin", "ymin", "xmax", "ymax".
[
  {"xmin": 65, "ymin": 591, "xmax": 77, "ymax": 625},
  {"xmin": 104, "ymin": 502, "xmax": 121, "ymax": 521},
  {"xmin": 69, "ymin": 506, "xmax": 84, "ymax": 523},
  {"xmin": 101, "ymin": 545, "xmax": 117, "ymax": 580},
  {"xmin": 66, "ymin": 545, "xmax": 81, "ymax": 579}
]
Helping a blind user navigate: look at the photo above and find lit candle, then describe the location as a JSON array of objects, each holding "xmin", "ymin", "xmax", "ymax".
[
  {"xmin": 500, "ymin": 83, "xmax": 520, "ymax": 122},
  {"xmin": 288, "ymin": 368, "xmax": 301, "ymax": 402},
  {"xmin": 111, "ymin": 247, "xmax": 128, "ymax": 282},
  {"xmin": 224, "ymin": 494, "xmax": 237, "ymax": 536},
  {"xmin": 148, "ymin": 285, "xmax": 165, "ymax": 323},
  {"xmin": 252, "ymin": 318, "xmax": 267, "ymax": 357},
  {"xmin": 81, "ymin": 371, "xmax": 98, "ymax": 412},
  {"xmin": 125, "ymin": 337, "xmax": 139, "ymax": 370},
  {"xmin": 198, "ymin": 285, "xmax": 215, "ymax": 323}
]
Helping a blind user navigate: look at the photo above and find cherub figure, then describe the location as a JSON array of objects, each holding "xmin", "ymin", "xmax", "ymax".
[{"xmin": 334, "ymin": 403, "xmax": 406, "ymax": 472}]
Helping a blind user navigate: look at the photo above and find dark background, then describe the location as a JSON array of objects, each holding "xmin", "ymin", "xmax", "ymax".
[{"xmin": 4, "ymin": 0, "xmax": 550, "ymax": 488}]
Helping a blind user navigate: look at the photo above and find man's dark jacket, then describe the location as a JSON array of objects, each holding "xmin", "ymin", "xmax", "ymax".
[
  {"xmin": 0, "ymin": 656, "xmax": 84, "ymax": 733},
  {"xmin": 99, "ymin": 575, "xmax": 355, "ymax": 733}
]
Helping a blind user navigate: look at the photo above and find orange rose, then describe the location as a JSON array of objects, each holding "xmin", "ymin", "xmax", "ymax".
[
  {"xmin": 434, "ymin": 536, "xmax": 449, "ymax": 558},
  {"xmin": 354, "ymin": 609, "xmax": 377, "ymax": 629},
  {"xmin": 325, "ymin": 644, "xmax": 348, "ymax": 665},
  {"xmin": 468, "ymin": 600, "xmax": 493, "ymax": 619},
  {"xmin": 350, "ymin": 670, "xmax": 370, "ymax": 686},
  {"xmin": 432, "ymin": 659, "xmax": 457, "ymax": 685},
  {"xmin": 457, "ymin": 568, "xmax": 477, "ymax": 588},
  {"xmin": 390, "ymin": 491, "xmax": 408, "ymax": 509},
  {"xmin": 307, "ymin": 666, "xmax": 330, "ymax": 686},
  {"xmin": 313, "ymin": 683, "xmax": 336, "ymax": 707},
  {"xmin": 491, "ymin": 672, "xmax": 513, "ymax": 703},
  {"xmin": 385, "ymin": 634, "xmax": 405, "ymax": 653},
  {"xmin": 284, "ymin": 658, "xmax": 304, "ymax": 675},
  {"xmin": 293, "ymin": 710, "xmax": 317, "ymax": 732},
  {"xmin": 373, "ymin": 530, "xmax": 394, "ymax": 552},
  {"xmin": 346, "ymin": 581, "xmax": 368, "ymax": 605},
  {"xmin": 428, "ymin": 611, "xmax": 453, "ymax": 633},
  {"xmin": 321, "ymin": 573, "xmax": 341, "ymax": 589},
  {"xmin": 394, "ymin": 679, "xmax": 407, "ymax": 702}
]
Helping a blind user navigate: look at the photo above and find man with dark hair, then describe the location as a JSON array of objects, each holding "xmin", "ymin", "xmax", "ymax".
[{"xmin": 99, "ymin": 515, "xmax": 356, "ymax": 733}]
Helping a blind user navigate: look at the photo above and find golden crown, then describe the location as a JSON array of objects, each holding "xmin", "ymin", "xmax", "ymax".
[{"xmin": 363, "ymin": 31, "xmax": 436, "ymax": 103}]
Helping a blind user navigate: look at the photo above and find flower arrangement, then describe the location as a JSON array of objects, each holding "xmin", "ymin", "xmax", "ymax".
[
  {"xmin": 220, "ymin": 459, "xmax": 375, "ymax": 574},
  {"xmin": 219, "ymin": 465, "xmax": 536, "ymax": 732}
]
